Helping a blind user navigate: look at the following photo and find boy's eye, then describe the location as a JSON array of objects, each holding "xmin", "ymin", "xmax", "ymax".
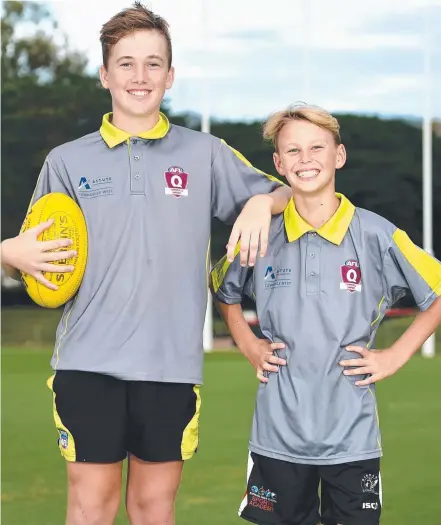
[
  {"xmin": 288, "ymin": 148, "xmax": 299, "ymax": 153},
  {"xmin": 312, "ymin": 145, "xmax": 323, "ymax": 150}
]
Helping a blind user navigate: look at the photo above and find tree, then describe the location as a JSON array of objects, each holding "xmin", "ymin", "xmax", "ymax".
[
  {"xmin": 1, "ymin": 1, "xmax": 87, "ymax": 81},
  {"xmin": 1, "ymin": 1, "xmax": 109, "ymax": 239}
]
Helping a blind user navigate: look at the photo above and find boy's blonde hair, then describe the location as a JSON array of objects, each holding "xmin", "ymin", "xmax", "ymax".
[{"xmin": 262, "ymin": 103, "xmax": 341, "ymax": 149}]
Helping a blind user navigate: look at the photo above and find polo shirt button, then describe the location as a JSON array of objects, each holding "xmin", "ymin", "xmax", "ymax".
[
  {"xmin": 309, "ymin": 253, "xmax": 315, "ymax": 258},
  {"xmin": 310, "ymin": 271, "xmax": 316, "ymax": 278},
  {"xmin": 134, "ymin": 155, "xmax": 140, "ymax": 160},
  {"xmin": 135, "ymin": 173, "xmax": 140, "ymax": 179}
]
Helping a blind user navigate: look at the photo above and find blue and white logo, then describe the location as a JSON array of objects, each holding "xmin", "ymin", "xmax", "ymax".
[
  {"xmin": 264, "ymin": 266, "xmax": 276, "ymax": 281},
  {"xmin": 78, "ymin": 176, "xmax": 113, "ymax": 198},
  {"xmin": 59, "ymin": 429, "xmax": 69, "ymax": 450},
  {"xmin": 264, "ymin": 265, "xmax": 292, "ymax": 289},
  {"xmin": 78, "ymin": 177, "xmax": 91, "ymax": 190}
]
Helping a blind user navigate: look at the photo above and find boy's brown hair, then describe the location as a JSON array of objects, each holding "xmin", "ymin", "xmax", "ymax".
[{"xmin": 100, "ymin": 1, "xmax": 172, "ymax": 69}]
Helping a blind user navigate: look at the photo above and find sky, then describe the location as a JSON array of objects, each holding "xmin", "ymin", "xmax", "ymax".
[{"xmin": 42, "ymin": 0, "xmax": 441, "ymax": 121}]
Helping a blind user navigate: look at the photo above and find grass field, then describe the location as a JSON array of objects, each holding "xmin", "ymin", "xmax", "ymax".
[{"xmin": 2, "ymin": 318, "xmax": 441, "ymax": 525}]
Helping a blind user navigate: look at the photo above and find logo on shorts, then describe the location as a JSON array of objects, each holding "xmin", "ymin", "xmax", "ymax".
[
  {"xmin": 361, "ymin": 473, "xmax": 379, "ymax": 495},
  {"xmin": 340, "ymin": 259, "xmax": 362, "ymax": 293},
  {"xmin": 164, "ymin": 166, "xmax": 188, "ymax": 198},
  {"xmin": 363, "ymin": 502, "xmax": 379, "ymax": 510},
  {"xmin": 248, "ymin": 486, "xmax": 277, "ymax": 512},
  {"xmin": 264, "ymin": 266, "xmax": 292, "ymax": 289},
  {"xmin": 58, "ymin": 429, "xmax": 69, "ymax": 450}
]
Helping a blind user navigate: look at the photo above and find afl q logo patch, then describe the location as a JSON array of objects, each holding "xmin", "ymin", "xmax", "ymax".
[
  {"xmin": 340, "ymin": 259, "xmax": 362, "ymax": 293},
  {"xmin": 164, "ymin": 166, "xmax": 189, "ymax": 198}
]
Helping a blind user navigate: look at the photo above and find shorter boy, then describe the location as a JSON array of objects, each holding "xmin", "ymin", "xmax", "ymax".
[{"xmin": 210, "ymin": 104, "xmax": 441, "ymax": 525}]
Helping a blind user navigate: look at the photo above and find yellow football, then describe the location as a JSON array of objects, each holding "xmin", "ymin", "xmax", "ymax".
[{"xmin": 20, "ymin": 193, "xmax": 88, "ymax": 308}]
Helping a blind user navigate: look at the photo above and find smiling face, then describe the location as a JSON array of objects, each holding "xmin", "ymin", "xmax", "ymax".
[
  {"xmin": 99, "ymin": 29, "xmax": 174, "ymax": 124},
  {"xmin": 273, "ymin": 119, "xmax": 346, "ymax": 196}
]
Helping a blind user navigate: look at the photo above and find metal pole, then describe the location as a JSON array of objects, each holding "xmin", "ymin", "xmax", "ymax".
[
  {"xmin": 422, "ymin": 4, "xmax": 435, "ymax": 358},
  {"xmin": 302, "ymin": 0, "xmax": 312, "ymax": 102},
  {"xmin": 201, "ymin": 0, "xmax": 213, "ymax": 352}
]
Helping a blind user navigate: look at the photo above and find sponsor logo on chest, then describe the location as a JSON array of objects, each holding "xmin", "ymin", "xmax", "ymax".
[
  {"xmin": 264, "ymin": 266, "xmax": 292, "ymax": 289},
  {"xmin": 78, "ymin": 176, "xmax": 113, "ymax": 198}
]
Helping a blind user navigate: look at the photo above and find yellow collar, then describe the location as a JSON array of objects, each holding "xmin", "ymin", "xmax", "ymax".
[
  {"xmin": 284, "ymin": 193, "xmax": 355, "ymax": 245},
  {"xmin": 99, "ymin": 112, "xmax": 170, "ymax": 148}
]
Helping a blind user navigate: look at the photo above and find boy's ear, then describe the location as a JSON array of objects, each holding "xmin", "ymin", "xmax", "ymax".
[
  {"xmin": 336, "ymin": 144, "xmax": 347, "ymax": 169},
  {"xmin": 273, "ymin": 152, "xmax": 286, "ymax": 178},
  {"xmin": 99, "ymin": 65, "xmax": 109, "ymax": 89}
]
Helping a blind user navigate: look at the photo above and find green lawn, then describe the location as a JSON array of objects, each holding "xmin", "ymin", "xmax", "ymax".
[{"xmin": 2, "ymin": 318, "xmax": 441, "ymax": 524}]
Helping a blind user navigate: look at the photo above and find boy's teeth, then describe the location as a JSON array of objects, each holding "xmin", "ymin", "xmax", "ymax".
[
  {"xmin": 129, "ymin": 91, "xmax": 149, "ymax": 97},
  {"xmin": 297, "ymin": 170, "xmax": 319, "ymax": 178}
]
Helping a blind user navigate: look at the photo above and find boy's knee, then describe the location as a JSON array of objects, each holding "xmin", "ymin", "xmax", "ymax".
[{"xmin": 67, "ymin": 469, "xmax": 121, "ymax": 525}]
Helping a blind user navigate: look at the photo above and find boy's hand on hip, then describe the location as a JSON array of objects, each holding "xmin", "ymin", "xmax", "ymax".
[
  {"xmin": 340, "ymin": 346, "xmax": 408, "ymax": 386},
  {"xmin": 242, "ymin": 339, "xmax": 286, "ymax": 383}
]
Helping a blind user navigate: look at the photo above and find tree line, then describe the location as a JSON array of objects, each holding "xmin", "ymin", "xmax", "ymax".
[{"xmin": 2, "ymin": 1, "xmax": 440, "ymax": 305}]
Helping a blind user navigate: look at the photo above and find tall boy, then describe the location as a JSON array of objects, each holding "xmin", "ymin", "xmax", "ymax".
[{"xmin": 2, "ymin": 4, "xmax": 291, "ymax": 525}]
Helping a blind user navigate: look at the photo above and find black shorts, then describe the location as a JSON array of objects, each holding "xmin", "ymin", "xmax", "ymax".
[
  {"xmin": 47, "ymin": 371, "xmax": 201, "ymax": 463},
  {"xmin": 239, "ymin": 452, "xmax": 382, "ymax": 525}
]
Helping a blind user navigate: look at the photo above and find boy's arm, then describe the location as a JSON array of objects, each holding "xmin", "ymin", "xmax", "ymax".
[
  {"xmin": 384, "ymin": 296, "xmax": 441, "ymax": 360},
  {"xmin": 1, "ymin": 155, "xmax": 76, "ymax": 289},
  {"xmin": 211, "ymin": 139, "xmax": 290, "ymax": 267},
  {"xmin": 341, "ymin": 229, "xmax": 441, "ymax": 386},
  {"xmin": 226, "ymin": 187, "xmax": 291, "ymax": 266},
  {"xmin": 216, "ymin": 300, "xmax": 286, "ymax": 383},
  {"xmin": 210, "ymin": 248, "xmax": 286, "ymax": 382},
  {"xmin": 342, "ymin": 296, "xmax": 441, "ymax": 386}
]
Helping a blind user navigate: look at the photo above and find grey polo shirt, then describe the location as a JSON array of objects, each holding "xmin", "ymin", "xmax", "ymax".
[
  {"xmin": 27, "ymin": 112, "xmax": 282, "ymax": 383},
  {"xmin": 211, "ymin": 194, "xmax": 441, "ymax": 465}
]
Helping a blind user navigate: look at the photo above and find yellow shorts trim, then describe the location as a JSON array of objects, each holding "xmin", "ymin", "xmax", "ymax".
[
  {"xmin": 181, "ymin": 385, "xmax": 201, "ymax": 460},
  {"xmin": 47, "ymin": 374, "xmax": 76, "ymax": 461}
]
